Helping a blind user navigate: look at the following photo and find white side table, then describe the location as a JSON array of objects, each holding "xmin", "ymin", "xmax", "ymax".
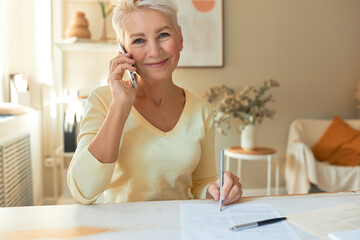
[{"xmin": 224, "ymin": 146, "xmax": 279, "ymax": 195}]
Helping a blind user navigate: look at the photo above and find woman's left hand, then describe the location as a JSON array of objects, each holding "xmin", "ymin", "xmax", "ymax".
[{"xmin": 206, "ymin": 171, "xmax": 242, "ymax": 205}]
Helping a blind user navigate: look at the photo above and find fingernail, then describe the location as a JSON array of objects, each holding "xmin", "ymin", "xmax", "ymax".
[{"xmin": 221, "ymin": 194, "xmax": 227, "ymax": 201}]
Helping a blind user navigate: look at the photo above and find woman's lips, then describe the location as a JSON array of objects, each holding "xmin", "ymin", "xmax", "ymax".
[{"xmin": 146, "ymin": 58, "xmax": 168, "ymax": 68}]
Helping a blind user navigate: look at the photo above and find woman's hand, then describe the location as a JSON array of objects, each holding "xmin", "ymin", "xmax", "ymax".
[
  {"xmin": 108, "ymin": 52, "xmax": 137, "ymax": 106},
  {"xmin": 206, "ymin": 171, "xmax": 242, "ymax": 205},
  {"xmin": 87, "ymin": 52, "xmax": 138, "ymax": 164}
]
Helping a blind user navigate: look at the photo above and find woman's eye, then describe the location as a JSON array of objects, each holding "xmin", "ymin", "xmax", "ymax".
[
  {"xmin": 133, "ymin": 38, "xmax": 144, "ymax": 44},
  {"xmin": 159, "ymin": 32, "xmax": 170, "ymax": 38}
]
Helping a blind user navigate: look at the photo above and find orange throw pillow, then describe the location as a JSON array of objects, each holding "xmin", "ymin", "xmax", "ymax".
[{"xmin": 311, "ymin": 116, "xmax": 360, "ymax": 166}]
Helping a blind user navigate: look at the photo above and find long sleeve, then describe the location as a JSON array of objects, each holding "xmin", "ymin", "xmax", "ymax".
[
  {"xmin": 67, "ymin": 87, "xmax": 116, "ymax": 204},
  {"xmin": 190, "ymin": 102, "xmax": 218, "ymax": 199}
]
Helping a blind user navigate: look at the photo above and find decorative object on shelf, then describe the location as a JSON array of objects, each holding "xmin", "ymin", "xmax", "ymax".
[
  {"xmin": 204, "ymin": 79, "xmax": 280, "ymax": 149},
  {"xmin": 98, "ymin": 1, "xmax": 114, "ymax": 42},
  {"xmin": 65, "ymin": 11, "xmax": 91, "ymax": 39},
  {"xmin": 9, "ymin": 73, "xmax": 30, "ymax": 106}
]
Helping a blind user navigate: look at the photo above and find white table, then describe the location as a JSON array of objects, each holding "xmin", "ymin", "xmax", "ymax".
[
  {"xmin": 224, "ymin": 147, "xmax": 279, "ymax": 195},
  {"xmin": 0, "ymin": 192, "xmax": 359, "ymax": 240}
]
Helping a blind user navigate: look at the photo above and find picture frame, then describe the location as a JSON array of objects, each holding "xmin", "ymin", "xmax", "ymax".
[{"xmin": 176, "ymin": 0, "xmax": 223, "ymax": 67}]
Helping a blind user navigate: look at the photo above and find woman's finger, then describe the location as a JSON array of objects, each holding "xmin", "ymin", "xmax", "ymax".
[
  {"xmin": 109, "ymin": 59, "xmax": 136, "ymax": 76},
  {"xmin": 220, "ymin": 171, "xmax": 234, "ymax": 201},
  {"xmin": 224, "ymin": 180, "xmax": 242, "ymax": 205},
  {"xmin": 222, "ymin": 172, "xmax": 243, "ymax": 205},
  {"xmin": 108, "ymin": 63, "xmax": 136, "ymax": 85},
  {"xmin": 108, "ymin": 53, "xmax": 136, "ymax": 78},
  {"xmin": 207, "ymin": 181, "xmax": 220, "ymax": 201}
]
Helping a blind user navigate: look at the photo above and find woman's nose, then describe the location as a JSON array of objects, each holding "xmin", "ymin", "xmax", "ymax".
[{"xmin": 147, "ymin": 41, "xmax": 162, "ymax": 56}]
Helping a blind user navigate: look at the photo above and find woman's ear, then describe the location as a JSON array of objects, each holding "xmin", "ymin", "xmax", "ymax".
[{"xmin": 178, "ymin": 27, "xmax": 184, "ymax": 51}]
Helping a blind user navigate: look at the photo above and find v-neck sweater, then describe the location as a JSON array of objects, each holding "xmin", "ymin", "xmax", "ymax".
[{"xmin": 68, "ymin": 86, "xmax": 217, "ymax": 204}]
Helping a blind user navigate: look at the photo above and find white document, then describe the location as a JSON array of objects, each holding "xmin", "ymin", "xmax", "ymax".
[
  {"xmin": 287, "ymin": 203, "xmax": 360, "ymax": 240},
  {"xmin": 180, "ymin": 203, "xmax": 300, "ymax": 240},
  {"xmin": 329, "ymin": 229, "xmax": 360, "ymax": 240}
]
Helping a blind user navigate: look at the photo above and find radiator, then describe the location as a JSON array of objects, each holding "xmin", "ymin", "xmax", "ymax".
[{"xmin": 0, "ymin": 134, "xmax": 33, "ymax": 207}]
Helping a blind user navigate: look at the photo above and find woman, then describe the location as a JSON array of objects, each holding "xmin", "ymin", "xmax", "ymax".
[{"xmin": 68, "ymin": 0, "xmax": 242, "ymax": 205}]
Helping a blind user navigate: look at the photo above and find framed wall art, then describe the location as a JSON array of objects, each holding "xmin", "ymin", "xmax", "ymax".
[{"xmin": 176, "ymin": 0, "xmax": 223, "ymax": 67}]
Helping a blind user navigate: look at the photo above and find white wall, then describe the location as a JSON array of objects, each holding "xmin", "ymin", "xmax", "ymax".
[
  {"xmin": 5, "ymin": 0, "xmax": 37, "ymax": 106},
  {"xmin": 3, "ymin": 0, "xmax": 52, "ymax": 108},
  {"xmin": 173, "ymin": 0, "xmax": 360, "ymax": 188}
]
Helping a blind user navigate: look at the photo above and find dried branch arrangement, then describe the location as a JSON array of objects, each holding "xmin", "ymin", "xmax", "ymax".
[{"xmin": 204, "ymin": 79, "xmax": 280, "ymax": 135}]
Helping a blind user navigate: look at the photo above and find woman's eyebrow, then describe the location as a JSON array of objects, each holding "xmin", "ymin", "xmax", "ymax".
[
  {"xmin": 129, "ymin": 26, "xmax": 172, "ymax": 38},
  {"xmin": 129, "ymin": 32, "xmax": 145, "ymax": 38},
  {"xmin": 155, "ymin": 26, "xmax": 171, "ymax": 33}
]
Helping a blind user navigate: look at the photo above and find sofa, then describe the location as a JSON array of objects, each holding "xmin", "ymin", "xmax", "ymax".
[{"xmin": 285, "ymin": 118, "xmax": 360, "ymax": 194}]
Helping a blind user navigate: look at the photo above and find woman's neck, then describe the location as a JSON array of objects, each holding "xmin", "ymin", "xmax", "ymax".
[{"xmin": 135, "ymin": 77, "xmax": 180, "ymax": 107}]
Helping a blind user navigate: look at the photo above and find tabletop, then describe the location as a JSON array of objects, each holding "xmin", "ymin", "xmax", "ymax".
[
  {"xmin": 0, "ymin": 191, "xmax": 359, "ymax": 240},
  {"xmin": 228, "ymin": 146, "xmax": 276, "ymax": 155}
]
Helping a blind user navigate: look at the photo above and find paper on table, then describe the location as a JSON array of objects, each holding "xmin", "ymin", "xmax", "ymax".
[
  {"xmin": 329, "ymin": 229, "xmax": 360, "ymax": 240},
  {"xmin": 287, "ymin": 203, "xmax": 360, "ymax": 240},
  {"xmin": 180, "ymin": 203, "xmax": 300, "ymax": 240}
]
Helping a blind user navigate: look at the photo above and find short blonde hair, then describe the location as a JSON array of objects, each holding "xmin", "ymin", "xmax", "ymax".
[{"xmin": 112, "ymin": 0, "xmax": 179, "ymax": 43}]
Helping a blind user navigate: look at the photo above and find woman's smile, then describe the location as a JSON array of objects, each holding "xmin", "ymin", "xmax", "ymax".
[{"xmin": 145, "ymin": 58, "xmax": 169, "ymax": 68}]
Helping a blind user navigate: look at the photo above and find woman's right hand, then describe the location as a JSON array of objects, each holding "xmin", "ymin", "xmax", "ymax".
[{"xmin": 108, "ymin": 52, "xmax": 137, "ymax": 106}]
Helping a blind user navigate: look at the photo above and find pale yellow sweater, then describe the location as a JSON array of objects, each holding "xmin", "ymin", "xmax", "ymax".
[{"xmin": 67, "ymin": 86, "xmax": 217, "ymax": 204}]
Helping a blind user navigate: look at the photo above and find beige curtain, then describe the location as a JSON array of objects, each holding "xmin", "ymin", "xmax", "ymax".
[
  {"xmin": 0, "ymin": 0, "xmax": 9, "ymax": 102},
  {"xmin": 35, "ymin": 0, "xmax": 53, "ymax": 86}
]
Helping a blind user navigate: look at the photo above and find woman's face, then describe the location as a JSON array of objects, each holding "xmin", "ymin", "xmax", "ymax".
[{"xmin": 122, "ymin": 9, "xmax": 183, "ymax": 82}]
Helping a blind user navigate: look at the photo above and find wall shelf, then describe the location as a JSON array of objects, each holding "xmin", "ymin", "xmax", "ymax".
[{"xmin": 54, "ymin": 40, "xmax": 117, "ymax": 52}]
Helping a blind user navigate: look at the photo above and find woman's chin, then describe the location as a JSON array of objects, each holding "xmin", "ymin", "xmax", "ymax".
[{"xmin": 140, "ymin": 71, "xmax": 173, "ymax": 83}]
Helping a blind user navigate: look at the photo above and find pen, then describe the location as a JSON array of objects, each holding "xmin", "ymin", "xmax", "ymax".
[
  {"xmin": 219, "ymin": 149, "xmax": 224, "ymax": 212},
  {"xmin": 117, "ymin": 43, "xmax": 137, "ymax": 89},
  {"xmin": 229, "ymin": 217, "xmax": 287, "ymax": 231}
]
